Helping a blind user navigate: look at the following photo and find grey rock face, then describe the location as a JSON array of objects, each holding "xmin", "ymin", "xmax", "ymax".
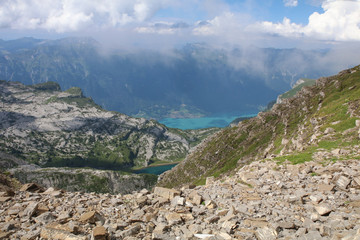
[{"xmin": 10, "ymin": 167, "xmax": 157, "ymax": 195}]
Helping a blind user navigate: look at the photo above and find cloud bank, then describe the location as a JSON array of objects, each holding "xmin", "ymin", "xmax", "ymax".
[
  {"xmin": 255, "ymin": 0, "xmax": 360, "ymax": 41},
  {"xmin": 0, "ymin": 0, "xmax": 360, "ymax": 46},
  {"xmin": 0, "ymin": 0, "xmax": 169, "ymax": 32}
]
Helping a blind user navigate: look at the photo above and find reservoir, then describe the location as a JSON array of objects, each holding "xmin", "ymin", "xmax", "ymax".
[{"xmin": 133, "ymin": 163, "xmax": 177, "ymax": 175}]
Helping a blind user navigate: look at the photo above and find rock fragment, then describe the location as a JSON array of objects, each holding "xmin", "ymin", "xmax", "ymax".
[
  {"xmin": 255, "ymin": 227, "xmax": 278, "ymax": 240},
  {"xmin": 40, "ymin": 227, "xmax": 86, "ymax": 240},
  {"xmin": 317, "ymin": 184, "xmax": 334, "ymax": 192},
  {"xmin": 154, "ymin": 187, "xmax": 180, "ymax": 200},
  {"xmin": 165, "ymin": 213, "xmax": 183, "ymax": 225},
  {"xmin": 79, "ymin": 211, "xmax": 104, "ymax": 224},
  {"xmin": 117, "ymin": 224, "xmax": 141, "ymax": 238},
  {"xmin": 187, "ymin": 190, "xmax": 202, "ymax": 205},
  {"xmin": 22, "ymin": 202, "xmax": 39, "ymax": 218},
  {"xmin": 19, "ymin": 183, "xmax": 44, "ymax": 193},
  {"xmin": 92, "ymin": 226, "xmax": 107, "ymax": 240},
  {"xmin": 314, "ymin": 205, "xmax": 332, "ymax": 216},
  {"xmin": 336, "ymin": 175, "xmax": 351, "ymax": 190}
]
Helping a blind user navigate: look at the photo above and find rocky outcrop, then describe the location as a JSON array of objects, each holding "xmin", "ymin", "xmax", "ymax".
[
  {"xmin": 1, "ymin": 159, "xmax": 359, "ymax": 239},
  {"xmin": 276, "ymin": 78, "xmax": 316, "ymax": 104}
]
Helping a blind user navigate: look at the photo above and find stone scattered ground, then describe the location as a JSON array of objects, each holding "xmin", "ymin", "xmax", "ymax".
[{"xmin": 1, "ymin": 159, "xmax": 360, "ymax": 239}]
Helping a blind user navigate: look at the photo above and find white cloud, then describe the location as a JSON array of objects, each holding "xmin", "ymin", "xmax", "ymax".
[
  {"xmin": 1, "ymin": 0, "xmax": 359, "ymax": 47},
  {"xmin": 284, "ymin": 0, "xmax": 298, "ymax": 7},
  {"xmin": 135, "ymin": 21, "xmax": 189, "ymax": 35},
  {"xmin": 193, "ymin": 12, "xmax": 252, "ymax": 37},
  {"xmin": 0, "ymin": 0, "xmax": 169, "ymax": 32},
  {"xmin": 254, "ymin": 0, "xmax": 360, "ymax": 41},
  {"xmin": 256, "ymin": 17, "xmax": 304, "ymax": 37}
]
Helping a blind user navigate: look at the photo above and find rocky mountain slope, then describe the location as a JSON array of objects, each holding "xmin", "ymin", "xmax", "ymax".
[
  {"xmin": 0, "ymin": 159, "xmax": 359, "ymax": 239},
  {"xmin": 158, "ymin": 65, "xmax": 360, "ymax": 188},
  {"xmin": 0, "ymin": 80, "xmax": 215, "ymax": 169},
  {"xmin": 0, "ymin": 65, "xmax": 359, "ymax": 239},
  {"xmin": 0, "ymin": 80, "xmax": 216, "ymax": 193}
]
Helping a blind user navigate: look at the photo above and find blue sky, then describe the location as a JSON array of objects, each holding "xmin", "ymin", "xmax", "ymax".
[
  {"xmin": 153, "ymin": 0, "xmax": 323, "ymax": 25},
  {"xmin": 0, "ymin": 0, "xmax": 359, "ymax": 48},
  {"xmin": 253, "ymin": 1, "xmax": 323, "ymax": 23}
]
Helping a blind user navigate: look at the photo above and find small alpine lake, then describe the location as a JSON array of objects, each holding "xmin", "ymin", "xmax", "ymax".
[
  {"xmin": 159, "ymin": 113, "xmax": 257, "ymax": 130},
  {"xmin": 133, "ymin": 163, "xmax": 178, "ymax": 175},
  {"xmin": 133, "ymin": 113, "xmax": 258, "ymax": 176}
]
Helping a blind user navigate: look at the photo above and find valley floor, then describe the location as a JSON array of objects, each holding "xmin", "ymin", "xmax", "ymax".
[{"xmin": 0, "ymin": 159, "xmax": 360, "ymax": 239}]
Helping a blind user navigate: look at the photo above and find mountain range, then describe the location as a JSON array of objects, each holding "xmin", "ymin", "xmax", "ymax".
[{"xmin": 0, "ymin": 37, "xmax": 351, "ymax": 119}]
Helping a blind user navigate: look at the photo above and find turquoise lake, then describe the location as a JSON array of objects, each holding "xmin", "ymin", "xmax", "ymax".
[
  {"xmin": 134, "ymin": 113, "xmax": 258, "ymax": 175},
  {"xmin": 159, "ymin": 113, "xmax": 257, "ymax": 130},
  {"xmin": 134, "ymin": 163, "xmax": 177, "ymax": 175}
]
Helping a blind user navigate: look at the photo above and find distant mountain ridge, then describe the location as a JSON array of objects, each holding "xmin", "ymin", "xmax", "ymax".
[{"xmin": 0, "ymin": 37, "xmax": 349, "ymax": 119}]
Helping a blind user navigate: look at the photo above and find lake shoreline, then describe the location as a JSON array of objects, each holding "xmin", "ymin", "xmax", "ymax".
[
  {"xmin": 132, "ymin": 162, "xmax": 180, "ymax": 175},
  {"xmin": 132, "ymin": 161, "xmax": 181, "ymax": 171},
  {"xmin": 159, "ymin": 113, "xmax": 258, "ymax": 130}
]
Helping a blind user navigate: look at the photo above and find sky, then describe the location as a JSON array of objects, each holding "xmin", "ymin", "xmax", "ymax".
[{"xmin": 0, "ymin": 0, "xmax": 360, "ymax": 50}]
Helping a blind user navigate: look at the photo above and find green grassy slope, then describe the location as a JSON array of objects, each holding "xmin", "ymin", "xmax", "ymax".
[
  {"xmin": 279, "ymin": 78, "xmax": 316, "ymax": 100},
  {"xmin": 158, "ymin": 65, "xmax": 360, "ymax": 188}
]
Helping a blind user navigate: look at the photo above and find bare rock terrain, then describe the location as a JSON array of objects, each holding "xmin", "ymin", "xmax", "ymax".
[{"xmin": 1, "ymin": 159, "xmax": 359, "ymax": 239}]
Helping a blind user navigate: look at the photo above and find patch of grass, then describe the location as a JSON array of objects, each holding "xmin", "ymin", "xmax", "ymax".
[
  {"xmin": 65, "ymin": 87, "xmax": 83, "ymax": 96},
  {"xmin": 85, "ymin": 175, "xmax": 110, "ymax": 193},
  {"xmin": 274, "ymin": 151, "xmax": 313, "ymax": 165},
  {"xmin": 32, "ymin": 81, "xmax": 61, "ymax": 91},
  {"xmin": 194, "ymin": 178, "xmax": 206, "ymax": 186},
  {"xmin": 237, "ymin": 180, "xmax": 253, "ymax": 188},
  {"xmin": 317, "ymin": 140, "xmax": 341, "ymax": 150},
  {"xmin": 332, "ymin": 118, "xmax": 356, "ymax": 132},
  {"xmin": 279, "ymin": 79, "xmax": 316, "ymax": 100},
  {"xmin": 140, "ymin": 173, "xmax": 158, "ymax": 187},
  {"xmin": 45, "ymin": 96, "xmax": 57, "ymax": 104},
  {"xmin": 59, "ymin": 97, "xmax": 100, "ymax": 109}
]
